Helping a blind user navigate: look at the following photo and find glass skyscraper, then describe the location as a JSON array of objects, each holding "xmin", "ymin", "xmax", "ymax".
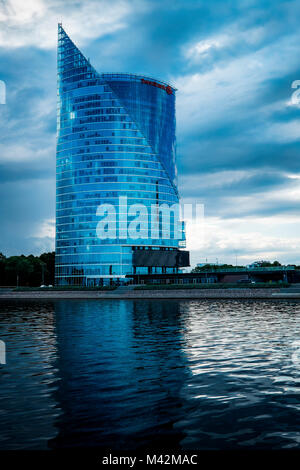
[{"xmin": 55, "ymin": 25, "xmax": 189, "ymax": 286}]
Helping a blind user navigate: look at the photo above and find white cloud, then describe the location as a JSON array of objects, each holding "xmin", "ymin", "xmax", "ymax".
[
  {"xmin": 35, "ymin": 218, "xmax": 55, "ymax": 238},
  {"xmin": 0, "ymin": 142, "xmax": 54, "ymax": 163},
  {"xmin": 180, "ymin": 170, "xmax": 300, "ymax": 266},
  {"xmin": 184, "ymin": 24, "xmax": 268, "ymax": 63},
  {"xmin": 185, "ymin": 38, "xmax": 224, "ymax": 59},
  {"xmin": 175, "ymin": 27, "xmax": 300, "ymax": 135},
  {"xmin": 258, "ymin": 120, "xmax": 300, "ymax": 143},
  {"xmin": 0, "ymin": 0, "xmax": 132, "ymax": 49},
  {"xmin": 187, "ymin": 213, "xmax": 300, "ymax": 267}
]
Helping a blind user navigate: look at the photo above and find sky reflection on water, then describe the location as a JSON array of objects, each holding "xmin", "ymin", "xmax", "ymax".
[{"xmin": 0, "ymin": 299, "xmax": 300, "ymax": 450}]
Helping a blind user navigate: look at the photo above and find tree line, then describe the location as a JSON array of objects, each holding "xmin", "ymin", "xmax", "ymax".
[
  {"xmin": 0, "ymin": 252, "xmax": 55, "ymax": 287},
  {"xmin": 192, "ymin": 261, "xmax": 285, "ymax": 272}
]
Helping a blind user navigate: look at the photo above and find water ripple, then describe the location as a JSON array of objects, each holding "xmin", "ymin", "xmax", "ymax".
[{"xmin": 0, "ymin": 299, "xmax": 300, "ymax": 449}]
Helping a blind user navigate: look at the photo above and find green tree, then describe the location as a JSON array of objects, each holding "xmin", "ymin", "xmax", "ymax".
[
  {"xmin": 0, "ymin": 252, "xmax": 55, "ymax": 287},
  {"xmin": 272, "ymin": 261, "xmax": 281, "ymax": 266},
  {"xmin": 0, "ymin": 253, "xmax": 6, "ymax": 285},
  {"xmin": 192, "ymin": 263, "xmax": 242, "ymax": 273},
  {"xmin": 39, "ymin": 252, "xmax": 55, "ymax": 285},
  {"xmin": 4, "ymin": 255, "xmax": 34, "ymax": 286}
]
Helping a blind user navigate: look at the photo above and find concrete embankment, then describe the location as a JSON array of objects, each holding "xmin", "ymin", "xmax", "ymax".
[{"xmin": 1, "ymin": 287, "xmax": 300, "ymax": 300}]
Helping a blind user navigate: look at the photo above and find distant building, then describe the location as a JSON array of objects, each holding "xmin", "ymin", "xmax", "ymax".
[{"xmin": 247, "ymin": 261, "xmax": 268, "ymax": 268}]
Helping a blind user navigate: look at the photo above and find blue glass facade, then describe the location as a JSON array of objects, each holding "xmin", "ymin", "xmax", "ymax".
[{"xmin": 55, "ymin": 25, "xmax": 187, "ymax": 286}]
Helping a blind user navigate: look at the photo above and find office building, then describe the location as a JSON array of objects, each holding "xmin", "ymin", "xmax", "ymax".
[{"xmin": 55, "ymin": 25, "xmax": 189, "ymax": 285}]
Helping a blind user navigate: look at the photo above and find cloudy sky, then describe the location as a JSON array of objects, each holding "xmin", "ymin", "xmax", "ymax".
[{"xmin": 1, "ymin": 0, "xmax": 300, "ymax": 266}]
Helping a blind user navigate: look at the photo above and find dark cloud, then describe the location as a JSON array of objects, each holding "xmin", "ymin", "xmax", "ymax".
[
  {"xmin": 1, "ymin": 0, "xmax": 300, "ymax": 262},
  {"xmin": 180, "ymin": 170, "xmax": 290, "ymax": 198},
  {"xmin": 0, "ymin": 161, "xmax": 54, "ymax": 183}
]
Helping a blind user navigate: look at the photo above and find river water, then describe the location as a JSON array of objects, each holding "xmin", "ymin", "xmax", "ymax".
[{"xmin": 0, "ymin": 299, "xmax": 300, "ymax": 450}]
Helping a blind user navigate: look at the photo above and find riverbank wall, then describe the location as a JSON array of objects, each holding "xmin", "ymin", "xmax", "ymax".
[{"xmin": 1, "ymin": 287, "xmax": 300, "ymax": 300}]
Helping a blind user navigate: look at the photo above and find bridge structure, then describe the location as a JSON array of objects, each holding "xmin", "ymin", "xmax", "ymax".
[{"xmin": 126, "ymin": 266, "xmax": 300, "ymax": 285}]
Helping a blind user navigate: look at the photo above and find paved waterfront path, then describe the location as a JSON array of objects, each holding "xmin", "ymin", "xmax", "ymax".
[{"xmin": 1, "ymin": 287, "xmax": 300, "ymax": 299}]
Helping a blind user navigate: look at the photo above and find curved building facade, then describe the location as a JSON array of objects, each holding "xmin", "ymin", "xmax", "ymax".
[{"xmin": 55, "ymin": 25, "xmax": 189, "ymax": 286}]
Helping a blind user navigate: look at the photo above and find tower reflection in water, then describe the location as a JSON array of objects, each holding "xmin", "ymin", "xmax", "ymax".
[{"xmin": 50, "ymin": 300, "xmax": 190, "ymax": 449}]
